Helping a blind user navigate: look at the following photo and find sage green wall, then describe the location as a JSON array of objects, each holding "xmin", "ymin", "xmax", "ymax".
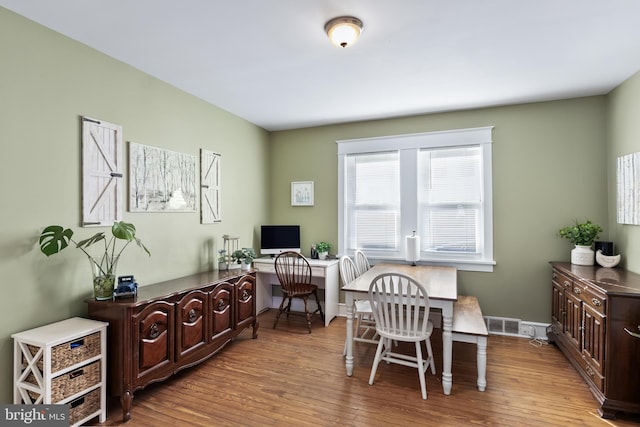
[
  {"xmin": 269, "ymin": 97, "xmax": 609, "ymax": 324},
  {"xmin": 606, "ymin": 69, "xmax": 640, "ymax": 274},
  {"xmin": 0, "ymin": 8, "xmax": 269, "ymax": 403}
]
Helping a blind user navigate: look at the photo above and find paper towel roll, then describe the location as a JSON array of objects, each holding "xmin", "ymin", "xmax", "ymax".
[{"xmin": 405, "ymin": 233, "xmax": 420, "ymax": 264}]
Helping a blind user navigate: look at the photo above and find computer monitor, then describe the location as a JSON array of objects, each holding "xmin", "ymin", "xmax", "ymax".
[{"xmin": 260, "ymin": 225, "xmax": 301, "ymax": 256}]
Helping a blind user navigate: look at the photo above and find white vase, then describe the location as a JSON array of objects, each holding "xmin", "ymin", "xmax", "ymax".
[
  {"xmin": 571, "ymin": 245, "xmax": 594, "ymax": 266},
  {"xmin": 318, "ymin": 251, "xmax": 328, "ymax": 260},
  {"xmin": 241, "ymin": 260, "xmax": 251, "ymax": 271}
]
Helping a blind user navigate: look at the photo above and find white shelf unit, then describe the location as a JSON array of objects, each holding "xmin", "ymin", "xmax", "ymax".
[{"xmin": 12, "ymin": 317, "xmax": 108, "ymax": 427}]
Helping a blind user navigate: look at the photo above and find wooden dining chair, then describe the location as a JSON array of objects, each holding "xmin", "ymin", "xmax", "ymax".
[
  {"xmin": 368, "ymin": 272, "xmax": 436, "ymax": 400},
  {"xmin": 273, "ymin": 251, "xmax": 324, "ymax": 333},
  {"xmin": 354, "ymin": 249, "xmax": 371, "ymax": 275},
  {"xmin": 340, "ymin": 256, "xmax": 377, "ymax": 355}
]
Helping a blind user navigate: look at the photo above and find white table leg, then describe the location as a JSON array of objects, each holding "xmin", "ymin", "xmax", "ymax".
[
  {"xmin": 345, "ymin": 292, "xmax": 355, "ymax": 376},
  {"xmin": 441, "ymin": 302, "xmax": 453, "ymax": 395},
  {"xmin": 477, "ymin": 336, "xmax": 487, "ymax": 391}
]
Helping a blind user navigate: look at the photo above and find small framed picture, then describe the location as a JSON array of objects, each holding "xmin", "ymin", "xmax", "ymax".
[{"xmin": 291, "ymin": 181, "xmax": 314, "ymax": 206}]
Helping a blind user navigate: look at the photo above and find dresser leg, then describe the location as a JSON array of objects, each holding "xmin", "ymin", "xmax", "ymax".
[
  {"xmin": 252, "ymin": 319, "xmax": 259, "ymax": 339},
  {"xmin": 121, "ymin": 391, "xmax": 133, "ymax": 421},
  {"xmin": 598, "ymin": 406, "xmax": 617, "ymax": 420}
]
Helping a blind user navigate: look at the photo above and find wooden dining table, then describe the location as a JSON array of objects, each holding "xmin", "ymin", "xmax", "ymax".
[{"xmin": 342, "ymin": 263, "xmax": 458, "ymax": 395}]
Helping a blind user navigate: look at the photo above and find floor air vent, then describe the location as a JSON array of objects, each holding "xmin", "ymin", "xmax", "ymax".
[{"xmin": 485, "ymin": 316, "xmax": 521, "ymax": 336}]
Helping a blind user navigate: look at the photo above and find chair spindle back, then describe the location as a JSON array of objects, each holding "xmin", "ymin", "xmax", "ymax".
[
  {"xmin": 369, "ymin": 273, "xmax": 430, "ymax": 340},
  {"xmin": 274, "ymin": 251, "xmax": 313, "ymax": 296}
]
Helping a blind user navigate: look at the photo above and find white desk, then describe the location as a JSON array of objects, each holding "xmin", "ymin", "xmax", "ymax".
[
  {"xmin": 253, "ymin": 256, "xmax": 340, "ymax": 326},
  {"xmin": 342, "ymin": 263, "xmax": 458, "ymax": 395}
]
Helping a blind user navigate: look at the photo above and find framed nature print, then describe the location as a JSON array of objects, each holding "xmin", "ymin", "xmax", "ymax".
[
  {"xmin": 291, "ymin": 181, "xmax": 314, "ymax": 206},
  {"xmin": 129, "ymin": 142, "xmax": 197, "ymax": 212},
  {"xmin": 617, "ymin": 152, "xmax": 640, "ymax": 225}
]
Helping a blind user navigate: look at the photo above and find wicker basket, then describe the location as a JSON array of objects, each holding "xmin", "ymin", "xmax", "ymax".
[
  {"xmin": 51, "ymin": 332, "xmax": 101, "ymax": 372},
  {"xmin": 51, "ymin": 360, "xmax": 101, "ymax": 403},
  {"xmin": 23, "ymin": 332, "xmax": 101, "ymax": 373},
  {"xmin": 68, "ymin": 388, "xmax": 101, "ymax": 426}
]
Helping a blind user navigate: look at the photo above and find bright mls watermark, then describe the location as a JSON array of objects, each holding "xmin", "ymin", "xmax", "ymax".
[{"xmin": 1, "ymin": 405, "xmax": 68, "ymax": 426}]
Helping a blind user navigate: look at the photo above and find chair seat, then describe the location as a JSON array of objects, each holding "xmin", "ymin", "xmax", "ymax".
[
  {"xmin": 284, "ymin": 283, "xmax": 318, "ymax": 297},
  {"xmin": 380, "ymin": 320, "xmax": 433, "ymax": 342}
]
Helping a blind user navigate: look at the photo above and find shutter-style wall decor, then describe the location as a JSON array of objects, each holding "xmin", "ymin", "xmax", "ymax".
[
  {"xmin": 200, "ymin": 149, "xmax": 221, "ymax": 224},
  {"xmin": 82, "ymin": 116, "xmax": 123, "ymax": 227}
]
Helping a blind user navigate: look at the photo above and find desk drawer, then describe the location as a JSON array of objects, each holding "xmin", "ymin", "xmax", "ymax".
[
  {"xmin": 254, "ymin": 262, "xmax": 326, "ymax": 278},
  {"xmin": 255, "ymin": 263, "xmax": 276, "ymax": 274}
]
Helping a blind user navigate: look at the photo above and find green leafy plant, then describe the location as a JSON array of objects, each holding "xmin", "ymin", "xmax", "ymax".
[
  {"xmin": 558, "ymin": 220, "xmax": 603, "ymax": 246},
  {"xmin": 316, "ymin": 241, "xmax": 331, "ymax": 253},
  {"xmin": 39, "ymin": 221, "xmax": 150, "ymax": 277},
  {"xmin": 217, "ymin": 249, "xmax": 228, "ymax": 263},
  {"xmin": 231, "ymin": 247, "xmax": 257, "ymax": 264}
]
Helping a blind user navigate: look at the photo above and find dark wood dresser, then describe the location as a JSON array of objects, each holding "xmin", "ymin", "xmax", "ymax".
[
  {"xmin": 548, "ymin": 262, "xmax": 640, "ymax": 419},
  {"xmin": 87, "ymin": 270, "xmax": 258, "ymax": 421}
]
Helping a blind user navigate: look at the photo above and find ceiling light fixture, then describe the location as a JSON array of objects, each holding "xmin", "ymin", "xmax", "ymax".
[{"xmin": 325, "ymin": 16, "xmax": 364, "ymax": 48}]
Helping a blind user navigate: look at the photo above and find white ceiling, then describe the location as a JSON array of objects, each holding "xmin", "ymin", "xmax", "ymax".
[{"xmin": 3, "ymin": 0, "xmax": 640, "ymax": 131}]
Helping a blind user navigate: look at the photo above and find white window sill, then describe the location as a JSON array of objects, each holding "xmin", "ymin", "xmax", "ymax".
[{"xmin": 368, "ymin": 257, "xmax": 496, "ymax": 273}]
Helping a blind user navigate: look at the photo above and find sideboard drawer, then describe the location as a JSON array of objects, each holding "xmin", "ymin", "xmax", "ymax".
[
  {"xmin": 581, "ymin": 286, "xmax": 606, "ymax": 314},
  {"xmin": 552, "ymin": 270, "xmax": 573, "ymax": 291}
]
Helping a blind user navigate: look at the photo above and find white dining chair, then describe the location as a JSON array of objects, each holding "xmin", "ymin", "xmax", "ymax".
[
  {"xmin": 354, "ymin": 249, "xmax": 371, "ymax": 275},
  {"xmin": 339, "ymin": 255, "xmax": 377, "ymax": 355},
  {"xmin": 368, "ymin": 272, "xmax": 436, "ymax": 400}
]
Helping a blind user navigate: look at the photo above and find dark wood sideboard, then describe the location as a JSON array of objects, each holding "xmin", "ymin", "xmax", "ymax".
[
  {"xmin": 548, "ymin": 262, "xmax": 640, "ymax": 419},
  {"xmin": 87, "ymin": 270, "xmax": 258, "ymax": 421}
]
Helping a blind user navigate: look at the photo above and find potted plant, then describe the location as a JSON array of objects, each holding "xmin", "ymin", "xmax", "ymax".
[
  {"xmin": 558, "ymin": 220, "xmax": 603, "ymax": 266},
  {"xmin": 39, "ymin": 221, "xmax": 150, "ymax": 300},
  {"xmin": 231, "ymin": 248, "xmax": 257, "ymax": 270},
  {"xmin": 316, "ymin": 241, "xmax": 331, "ymax": 260},
  {"xmin": 218, "ymin": 249, "xmax": 228, "ymax": 271}
]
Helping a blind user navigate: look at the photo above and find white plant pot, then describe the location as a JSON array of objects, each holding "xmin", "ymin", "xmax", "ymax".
[
  {"xmin": 571, "ymin": 245, "xmax": 594, "ymax": 266},
  {"xmin": 318, "ymin": 251, "xmax": 328, "ymax": 260},
  {"xmin": 241, "ymin": 261, "xmax": 251, "ymax": 271},
  {"xmin": 218, "ymin": 262, "xmax": 227, "ymax": 271}
]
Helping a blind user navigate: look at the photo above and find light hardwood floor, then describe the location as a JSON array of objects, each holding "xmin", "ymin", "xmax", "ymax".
[{"xmin": 91, "ymin": 310, "xmax": 640, "ymax": 426}]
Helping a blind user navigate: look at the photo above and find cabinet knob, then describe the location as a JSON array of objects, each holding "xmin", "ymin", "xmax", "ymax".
[
  {"xmin": 591, "ymin": 298, "xmax": 601, "ymax": 307},
  {"xmin": 149, "ymin": 323, "xmax": 160, "ymax": 339},
  {"xmin": 217, "ymin": 299, "xmax": 226, "ymax": 311},
  {"xmin": 188, "ymin": 308, "xmax": 197, "ymax": 323},
  {"xmin": 573, "ymin": 287, "xmax": 582, "ymax": 294},
  {"xmin": 564, "ymin": 281, "xmax": 571, "ymax": 288},
  {"xmin": 241, "ymin": 289, "xmax": 250, "ymax": 301}
]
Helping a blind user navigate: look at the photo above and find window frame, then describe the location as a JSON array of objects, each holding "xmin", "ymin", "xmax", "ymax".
[{"xmin": 337, "ymin": 126, "xmax": 495, "ymax": 272}]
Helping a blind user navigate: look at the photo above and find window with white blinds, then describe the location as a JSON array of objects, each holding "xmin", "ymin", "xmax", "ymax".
[
  {"xmin": 346, "ymin": 151, "xmax": 400, "ymax": 251},
  {"xmin": 337, "ymin": 126, "xmax": 495, "ymax": 272}
]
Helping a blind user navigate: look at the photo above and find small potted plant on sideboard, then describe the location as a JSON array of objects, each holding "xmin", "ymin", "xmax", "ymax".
[
  {"xmin": 231, "ymin": 248, "xmax": 257, "ymax": 270},
  {"xmin": 558, "ymin": 219, "xmax": 603, "ymax": 266}
]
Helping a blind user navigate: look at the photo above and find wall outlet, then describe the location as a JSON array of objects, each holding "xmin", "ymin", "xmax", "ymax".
[{"xmin": 519, "ymin": 324, "xmax": 535, "ymax": 337}]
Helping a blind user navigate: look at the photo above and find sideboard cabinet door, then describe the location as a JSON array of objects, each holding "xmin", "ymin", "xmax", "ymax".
[
  {"xmin": 132, "ymin": 301, "xmax": 174, "ymax": 384},
  {"xmin": 176, "ymin": 290, "xmax": 207, "ymax": 361},
  {"xmin": 236, "ymin": 274, "xmax": 256, "ymax": 332},
  {"xmin": 209, "ymin": 282, "xmax": 234, "ymax": 344}
]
